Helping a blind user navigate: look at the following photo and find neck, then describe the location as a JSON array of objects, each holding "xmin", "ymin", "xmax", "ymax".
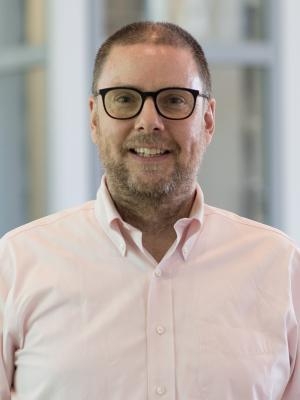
[
  {"xmin": 106, "ymin": 178, "xmax": 197, "ymax": 262},
  {"xmin": 108, "ymin": 180, "xmax": 196, "ymax": 233}
]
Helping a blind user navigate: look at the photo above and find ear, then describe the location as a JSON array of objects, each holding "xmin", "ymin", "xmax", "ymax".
[
  {"xmin": 89, "ymin": 96, "xmax": 99, "ymax": 144},
  {"xmin": 203, "ymin": 98, "xmax": 216, "ymax": 145}
]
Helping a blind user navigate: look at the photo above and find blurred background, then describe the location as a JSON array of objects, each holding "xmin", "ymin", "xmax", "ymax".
[{"xmin": 0, "ymin": 0, "xmax": 299, "ymax": 244}]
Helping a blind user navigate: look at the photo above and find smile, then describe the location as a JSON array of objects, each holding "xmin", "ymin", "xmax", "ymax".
[{"xmin": 130, "ymin": 148, "xmax": 170, "ymax": 157}]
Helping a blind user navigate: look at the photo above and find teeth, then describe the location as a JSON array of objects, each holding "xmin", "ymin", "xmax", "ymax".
[{"xmin": 133, "ymin": 148, "xmax": 167, "ymax": 157}]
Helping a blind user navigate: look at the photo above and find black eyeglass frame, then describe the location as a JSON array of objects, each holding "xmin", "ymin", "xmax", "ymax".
[{"xmin": 94, "ymin": 86, "xmax": 210, "ymax": 120}]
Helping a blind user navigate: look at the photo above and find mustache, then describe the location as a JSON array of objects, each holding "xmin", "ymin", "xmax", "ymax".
[{"xmin": 123, "ymin": 133, "xmax": 179, "ymax": 151}]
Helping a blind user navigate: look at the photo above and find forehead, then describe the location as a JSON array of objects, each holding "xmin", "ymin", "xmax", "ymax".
[{"xmin": 97, "ymin": 43, "xmax": 202, "ymax": 90}]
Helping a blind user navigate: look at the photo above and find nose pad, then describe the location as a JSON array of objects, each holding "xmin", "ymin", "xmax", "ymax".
[{"xmin": 134, "ymin": 98, "xmax": 164, "ymax": 131}]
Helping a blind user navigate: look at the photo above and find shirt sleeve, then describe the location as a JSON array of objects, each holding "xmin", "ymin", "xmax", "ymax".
[
  {"xmin": 282, "ymin": 246, "xmax": 300, "ymax": 399},
  {"xmin": 0, "ymin": 237, "xmax": 14, "ymax": 399}
]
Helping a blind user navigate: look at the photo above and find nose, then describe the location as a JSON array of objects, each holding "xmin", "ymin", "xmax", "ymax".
[{"xmin": 134, "ymin": 97, "xmax": 165, "ymax": 132}]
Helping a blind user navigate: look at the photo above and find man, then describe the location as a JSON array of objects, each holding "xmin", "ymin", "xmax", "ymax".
[{"xmin": 0, "ymin": 21, "xmax": 299, "ymax": 399}]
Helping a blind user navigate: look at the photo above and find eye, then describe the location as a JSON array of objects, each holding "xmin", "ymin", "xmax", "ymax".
[
  {"xmin": 114, "ymin": 94, "xmax": 135, "ymax": 104},
  {"xmin": 159, "ymin": 92, "xmax": 188, "ymax": 108},
  {"xmin": 110, "ymin": 89, "xmax": 139, "ymax": 106},
  {"xmin": 166, "ymin": 95, "xmax": 185, "ymax": 105}
]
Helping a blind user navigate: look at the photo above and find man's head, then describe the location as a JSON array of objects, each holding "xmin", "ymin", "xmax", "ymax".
[{"xmin": 90, "ymin": 21, "xmax": 215, "ymax": 206}]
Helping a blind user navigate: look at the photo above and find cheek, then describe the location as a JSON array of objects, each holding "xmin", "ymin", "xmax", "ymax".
[
  {"xmin": 179, "ymin": 129, "xmax": 208, "ymax": 169},
  {"xmin": 97, "ymin": 122, "xmax": 127, "ymax": 158},
  {"xmin": 179, "ymin": 126, "xmax": 202, "ymax": 155}
]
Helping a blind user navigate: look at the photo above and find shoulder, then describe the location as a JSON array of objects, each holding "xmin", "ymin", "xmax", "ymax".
[
  {"xmin": 203, "ymin": 204, "xmax": 298, "ymax": 251},
  {"xmin": 0, "ymin": 201, "xmax": 99, "ymax": 279},
  {"xmin": 1, "ymin": 201, "xmax": 96, "ymax": 244}
]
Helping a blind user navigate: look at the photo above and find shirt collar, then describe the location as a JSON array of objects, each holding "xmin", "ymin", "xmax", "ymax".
[
  {"xmin": 94, "ymin": 175, "xmax": 205, "ymax": 259},
  {"xmin": 173, "ymin": 184, "xmax": 204, "ymax": 260},
  {"xmin": 94, "ymin": 176, "xmax": 128, "ymax": 256}
]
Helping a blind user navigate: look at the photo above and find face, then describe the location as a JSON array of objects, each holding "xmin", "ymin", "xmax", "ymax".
[{"xmin": 90, "ymin": 43, "xmax": 215, "ymax": 201}]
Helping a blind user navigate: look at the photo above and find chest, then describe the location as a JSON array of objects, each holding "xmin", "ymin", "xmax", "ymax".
[{"xmin": 11, "ymin": 252, "xmax": 291, "ymax": 399}]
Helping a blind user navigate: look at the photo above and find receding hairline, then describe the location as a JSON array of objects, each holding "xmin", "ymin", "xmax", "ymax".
[
  {"xmin": 92, "ymin": 21, "xmax": 212, "ymax": 96},
  {"xmin": 98, "ymin": 41, "xmax": 197, "ymax": 72}
]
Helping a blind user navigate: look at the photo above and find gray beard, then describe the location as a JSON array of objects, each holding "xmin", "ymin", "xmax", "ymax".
[{"xmin": 104, "ymin": 158, "xmax": 197, "ymax": 207}]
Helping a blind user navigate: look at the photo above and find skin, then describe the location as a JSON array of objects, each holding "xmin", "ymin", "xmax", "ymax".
[{"xmin": 89, "ymin": 43, "xmax": 216, "ymax": 262}]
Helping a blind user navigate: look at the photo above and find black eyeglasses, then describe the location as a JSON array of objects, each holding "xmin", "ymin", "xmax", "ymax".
[{"xmin": 94, "ymin": 86, "xmax": 210, "ymax": 120}]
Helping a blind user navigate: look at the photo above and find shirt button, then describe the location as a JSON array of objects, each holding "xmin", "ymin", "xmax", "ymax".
[
  {"xmin": 120, "ymin": 243, "xmax": 125, "ymax": 251},
  {"xmin": 156, "ymin": 325, "xmax": 166, "ymax": 335},
  {"xmin": 155, "ymin": 385, "xmax": 166, "ymax": 396},
  {"xmin": 154, "ymin": 269, "xmax": 162, "ymax": 278}
]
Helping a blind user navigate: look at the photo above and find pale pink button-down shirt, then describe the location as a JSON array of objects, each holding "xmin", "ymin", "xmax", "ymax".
[{"xmin": 0, "ymin": 177, "xmax": 299, "ymax": 399}]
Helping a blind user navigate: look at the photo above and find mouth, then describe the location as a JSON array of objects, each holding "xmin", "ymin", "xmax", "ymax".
[{"xmin": 129, "ymin": 147, "xmax": 171, "ymax": 158}]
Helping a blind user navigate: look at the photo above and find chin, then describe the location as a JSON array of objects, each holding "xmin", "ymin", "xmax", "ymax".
[
  {"xmin": 127, "ymin": 174, "xmax": 189, "ymax": 200},
  {"xmin": 106, "ymin": 160, "xmax": 196, "ymax": 199}
]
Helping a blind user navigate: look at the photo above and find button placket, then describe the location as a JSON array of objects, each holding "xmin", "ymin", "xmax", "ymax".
[{"xmin": 147, "ymin": 269, "xmax": 175, "ymax": 399}]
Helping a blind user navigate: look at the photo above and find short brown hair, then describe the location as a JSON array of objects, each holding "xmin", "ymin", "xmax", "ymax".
[{"xmin": 92, "ymin": 21, "xmax": 212, "ymax": 96}]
